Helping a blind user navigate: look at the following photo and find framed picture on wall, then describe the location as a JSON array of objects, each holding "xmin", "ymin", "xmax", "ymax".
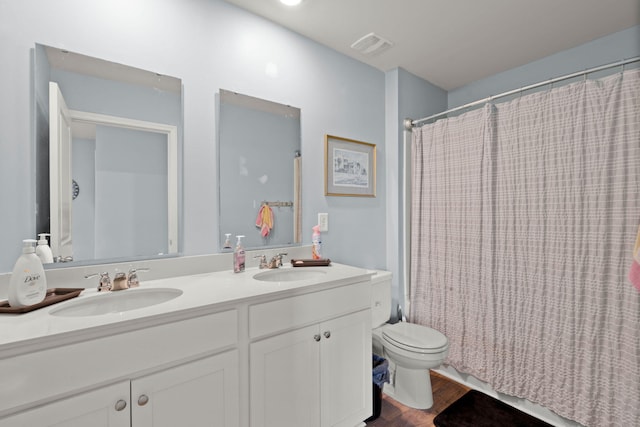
[{"xmin": 324, "ymin": 134, "xmax": 376, "ymax": 197}]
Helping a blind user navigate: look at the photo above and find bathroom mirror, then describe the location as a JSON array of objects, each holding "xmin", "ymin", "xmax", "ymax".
[
  {"xmin": 218, "ymin": 90, "xmax": 301, "ymax": 250},
  {"xmin": 34, "ymin": 44, "xmax": 182, "ymax": 265}
]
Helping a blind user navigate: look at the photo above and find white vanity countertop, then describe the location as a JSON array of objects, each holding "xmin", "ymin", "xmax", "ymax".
[{"xmin": 0, "ymin": 263, "xmax": 372, "ymax": 354}]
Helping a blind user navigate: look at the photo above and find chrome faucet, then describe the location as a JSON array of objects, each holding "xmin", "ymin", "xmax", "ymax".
[
  {"xmin": 86, "ymin": 272, "xmax": 112, "ymax": 292},
  {"xmin": 85, "ymin": 268, "xmax": 150, "ymax": 292},
  {"xmin": 111, "ymin": 272, "xmax": 129, "ymax": 291},
  {"xmin": 268, "ymin": 252, "xmax": 288, "ymax": 269}
]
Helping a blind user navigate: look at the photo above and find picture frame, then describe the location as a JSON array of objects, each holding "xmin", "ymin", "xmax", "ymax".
[{"xmin": 324, "ymin": 134, "xmax": 376, "ymax": 197}]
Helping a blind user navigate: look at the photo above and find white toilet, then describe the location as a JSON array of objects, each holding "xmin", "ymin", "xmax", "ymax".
[{"xmin": 370, "ymin": 270, "xmax": 449, "ymax": 409}]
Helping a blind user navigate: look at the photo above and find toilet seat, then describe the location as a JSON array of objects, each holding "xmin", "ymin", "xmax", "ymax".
[{"xmin": 382, "ymin": 322, "xmax": 448, "ymax": 354}]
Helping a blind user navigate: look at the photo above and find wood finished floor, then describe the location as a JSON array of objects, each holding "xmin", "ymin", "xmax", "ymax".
[{"xmin": 366, "ymin": 371, "xmax": 470, "ymax": 427}]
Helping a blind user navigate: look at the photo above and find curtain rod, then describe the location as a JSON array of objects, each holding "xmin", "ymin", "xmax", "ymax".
[{"xmin": 408, "ymin": 56, "xmax": 640, "ymax": 128}]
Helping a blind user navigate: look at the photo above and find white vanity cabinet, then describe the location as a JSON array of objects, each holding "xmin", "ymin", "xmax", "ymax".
[
  {"xmin": 248, "ymin": 281, "xmax": 372, "ymax": 427},
  {"xmin": 1, "ymin": 351, "xmax": 239, "ymax": 427},
  {"xmin": 0, "ymin": 263, "xmax": 373, "ymax": 427},
  {"xmin": 0, "ymin": 310, "xmax": 240, "ymax": 427}
]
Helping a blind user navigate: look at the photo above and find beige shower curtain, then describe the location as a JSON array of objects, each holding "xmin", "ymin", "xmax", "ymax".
[{"xmin": 410, "ymin": 69, "xmax": 640, "ymax": 427}]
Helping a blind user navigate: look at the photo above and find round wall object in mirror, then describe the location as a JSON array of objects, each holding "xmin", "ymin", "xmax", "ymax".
[{"xmin": 72, "ymin": 179, "xmax": 80, "ymax": 200}]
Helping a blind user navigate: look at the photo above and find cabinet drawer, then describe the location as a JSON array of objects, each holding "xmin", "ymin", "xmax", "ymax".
[{"xmin": 249, "ymin": 281, "xmax": 371, "ymax": 339}]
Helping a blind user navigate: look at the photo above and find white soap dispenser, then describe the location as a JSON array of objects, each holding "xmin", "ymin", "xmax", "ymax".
[
  {"xmin": 36, "ymin": 233, "xmax": 54, "ymax": 264},
  {"xmin": 8, "ymin": 239, "xmax": 48, "ymax": 307}
]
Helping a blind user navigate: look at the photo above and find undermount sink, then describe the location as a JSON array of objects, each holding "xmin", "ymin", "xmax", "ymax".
[
  {"xmin": 253, "ymin": 269, "xmax": 327, "ymax": 282},
  {"xmin": 50, "ymin": 288, "xmax": 183, "ymax": 317}
]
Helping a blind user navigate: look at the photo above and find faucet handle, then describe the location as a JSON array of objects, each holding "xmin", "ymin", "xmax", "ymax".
[
  {"xmin": 254, "ymin": 255, "xmax": 268, "ymax": 269},
  {"xmin": 275, "ymin": 252, "xmax": 288, "ymax": 267},
  {"xmin": 267, "ymin": 253, "xmax": 288, "ymax": 268},
  {"xmin": 86, "ymin": 272, "xmax": 111, "ymax": 292},
  {"xmin": 127, "ymin": 267, "xmax": 150, "ymax": 288}
]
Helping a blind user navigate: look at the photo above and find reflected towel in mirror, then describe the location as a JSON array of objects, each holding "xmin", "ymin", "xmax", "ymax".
[{"xmin": 256, "ymin": 204, "xmax": 274, "ymax": 237}]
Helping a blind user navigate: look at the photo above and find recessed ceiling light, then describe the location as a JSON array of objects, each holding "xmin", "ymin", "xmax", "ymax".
[{"xmin": 280, "ymin": 0, "xmax": 302, "ymax": 6}]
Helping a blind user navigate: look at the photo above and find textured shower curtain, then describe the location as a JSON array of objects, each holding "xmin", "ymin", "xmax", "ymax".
[{"xmin": 410, "ymin": 69, "xmax": 640, "ymax": 427}]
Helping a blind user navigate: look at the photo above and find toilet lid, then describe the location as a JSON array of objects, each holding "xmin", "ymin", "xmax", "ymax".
[{"xmin": 382, "ymin": 322, "xmax": 448, "ymax": 353}]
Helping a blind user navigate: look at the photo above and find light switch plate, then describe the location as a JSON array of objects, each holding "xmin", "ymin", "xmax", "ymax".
[{"xmin": 318, "ymin": 213, "xmax": 329, "ymax": 232}]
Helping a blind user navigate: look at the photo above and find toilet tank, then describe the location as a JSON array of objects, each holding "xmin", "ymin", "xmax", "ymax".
[{"xmin": 370, "ymin": 270, "xmax": 392, "ymax": 328}]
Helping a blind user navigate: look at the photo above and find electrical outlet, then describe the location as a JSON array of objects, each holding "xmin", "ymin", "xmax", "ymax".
[{"xmin": 318, "ymin": 213, "xmax": 329, "ymax": 232}]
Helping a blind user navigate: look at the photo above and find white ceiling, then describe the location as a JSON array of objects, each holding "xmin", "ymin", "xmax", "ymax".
[{"xmin": 223, "ymin": 0, "xmax": 640, "ymax": 91}]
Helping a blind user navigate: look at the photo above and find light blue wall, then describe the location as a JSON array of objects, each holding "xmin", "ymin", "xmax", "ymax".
[
  {"xmin": 0, "ymin": 0, "xmax": 386, "ymax": 272},
  {"xmin": 385, "ymin": 68, "xmax": 447, "ymax": 318},
  {"xmin": 1, "ymin": 1, "xmax": 635, "ymax": 274},
  {"xmin": 449, "ymin": 25, "xmax": 640, "ymax": 108}
]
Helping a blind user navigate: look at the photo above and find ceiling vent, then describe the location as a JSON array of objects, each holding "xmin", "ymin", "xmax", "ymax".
[{"xmin": 350, "ymin": 32, "xmax": 393, "ymax": 56}]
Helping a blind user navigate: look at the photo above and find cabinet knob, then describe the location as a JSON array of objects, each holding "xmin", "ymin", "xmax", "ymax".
[
  {"xmin": 323, "ymin": 331, "xmax": 331, "ymax": 339},
  {"xmin": 313, "ymin": 334, "xmax": 321, "ymax": 342},
  {"xmin": 138, "ymin": 394, "xmax": 150, "ymax": 406},
  {"xmin": 114, "ymin": 399, "xmax": 127, "ymax": 411}
]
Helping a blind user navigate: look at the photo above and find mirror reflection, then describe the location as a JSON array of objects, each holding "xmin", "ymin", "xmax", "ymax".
[
  {"xmin": 218, "ymin": 90, "xmax": 301, "ymax": 250},
  {"xmin": 34, "ymin": 44, "xmax": 182, "ymax": 265}
]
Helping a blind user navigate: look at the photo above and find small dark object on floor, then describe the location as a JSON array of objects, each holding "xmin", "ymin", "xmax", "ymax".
[
  {"xmin": 433, "ymin": 390, "xmax": 553, "ymax": 427},
  {"xmin": 365, "ymin": 355, "xmax": 389, "ymax": 422}
]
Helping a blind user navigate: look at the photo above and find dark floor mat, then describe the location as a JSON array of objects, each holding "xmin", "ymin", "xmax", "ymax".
[{"xmin": 433, "ymin": 390, "xmax": 554, "ymax": 427}]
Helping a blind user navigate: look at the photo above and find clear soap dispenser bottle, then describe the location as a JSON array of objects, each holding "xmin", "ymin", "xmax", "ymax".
[
  {"xmin": 223, "ymin": 233, "xmax": 232, "ymax": 250},
  {"xmin": 233, "ymin": 235, "xmax": 246, "ymax": 273}
]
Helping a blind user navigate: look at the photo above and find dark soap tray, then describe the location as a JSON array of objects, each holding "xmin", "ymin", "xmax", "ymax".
[
  {"xmin": 291, "ymin": 259, "xmax": 331, "ymax": 267},
  {"xmin": 0, "ymin": 288, "xmax": 83, "ymax": 314}
]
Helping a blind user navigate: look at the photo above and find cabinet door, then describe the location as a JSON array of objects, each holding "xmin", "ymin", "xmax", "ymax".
[
  {"xmin": 250, "ymin": 324, "xmax": 321, "ymax": 427},
  {"xmin": 0, "ymin": 381, "xmax": 130, "ymax": 427},
  {"xmin": 320, "ymin": 309, "xmax": 372, "ymax": 427},
  {"xmin": 131, "ymin": 350, "xmax": 239, "ymax": 427}
]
